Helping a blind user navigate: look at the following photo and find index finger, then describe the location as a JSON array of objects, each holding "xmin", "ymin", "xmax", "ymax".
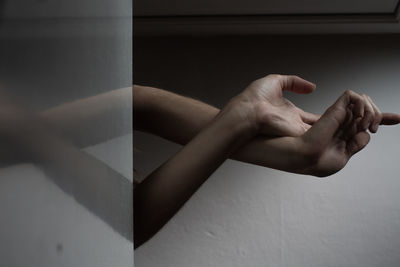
[{"xmin": 380, "ymin": 113, "xmax": 400, "ymax": 125}]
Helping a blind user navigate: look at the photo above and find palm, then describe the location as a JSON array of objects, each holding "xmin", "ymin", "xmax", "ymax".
[
  {"xmin": 242, "ymin": 75, "xmax": 319, "ymax": 136},
  {"xmin": 257, "ymin": 96, "xmax": 310, "ymax": 136},
  {"xmin": 313, "ymin": 139, "xmax": 354, "ymax": 177}
]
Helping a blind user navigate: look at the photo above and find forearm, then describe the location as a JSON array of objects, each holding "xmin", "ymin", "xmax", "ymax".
[
  {"xmin": 133, "ymin": 85, "xmax": 313, "ymax": 174},
  {"xmin": 41, "ymin": 87, "xmax": 132, "ymax": 148},
  {"xmin": 134, "ymin": 84, "xmax": 219, "ymax": 144},
  {"xmin": 231, "ymin": 136, "xmax": 316, "ymax": 175},
  {"xmin": 134, "ymin": 104, "xmax": 254, "ymax": 248}
]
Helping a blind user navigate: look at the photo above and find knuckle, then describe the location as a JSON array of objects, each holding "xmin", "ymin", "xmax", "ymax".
[
  {"xmin": 267, "ymin": 74, "xmax": 283, "ymax": 87},
  {"xmin": 344, "ymin": 89, "xmax": 352, "ymax": 96},
  {"xmin": 267, "ymin": 74, "xmax": 281, "ymax": 80}
]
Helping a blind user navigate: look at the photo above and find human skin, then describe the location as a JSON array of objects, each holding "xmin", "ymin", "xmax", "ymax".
[
  {"xmin": 39, "ymin": 87, "xmax": 132, "ymax": 148},
  {"xmin": 1, "ymin": 78, "xmax": 396, "ymax": 248},
  {"xmin": 133, "ymin": 74, "xmax": 400, "ymax": 248},
  {"xmin": 133, "ymin": 75, "xmax": 400, "ymax": 176}
]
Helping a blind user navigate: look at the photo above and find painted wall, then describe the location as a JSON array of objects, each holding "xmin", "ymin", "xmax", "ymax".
[
  {"xmin": 0, "ymin": 0, "xmax": 133, "ymax": 266},
  {"xmin": 134, "ymin": 35, "xmax": 400, "ymax": 267}
]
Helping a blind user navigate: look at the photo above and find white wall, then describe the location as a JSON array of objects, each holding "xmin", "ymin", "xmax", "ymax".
[
  {"xmin": 0, "ymin": 135, "xmax": 133, "ymax": 267},
  {"xmin": 134, "ymin": 35, "xmax": 400, "ymax": 267},
  {"xmin": 0, "ymin": 1, "xmax": 133, "ymax": 266}
]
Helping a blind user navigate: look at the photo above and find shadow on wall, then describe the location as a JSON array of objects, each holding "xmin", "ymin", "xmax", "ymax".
[{"xmin": 0, "ymin": 88, "xmax": 133, "ymax": 242}]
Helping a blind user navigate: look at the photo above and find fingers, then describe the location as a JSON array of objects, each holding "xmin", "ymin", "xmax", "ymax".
[
  {"xmin": 359, "ymin": 94, "xmax": 375, "ymax": 132},
  {"xmin": 319, "ymin": 90, "xmax": 364, "ymax": 134},
  {"xmin": 344, "ymin": 104, "xmax": 355, "ymax": 128},
  {"xmin": 380, "ymin": 113, "xmax": 400, "ymax": 125},
  {"xmin": 345, "ymin": 93, "xmax": 400, "ymax": 132},
  {"xmin": 364, "ymin": 95, "xmax": 382, "ymax": 133},
  {"xmin": 300, "ymin": 110, "xmax": 321, "ymax": 125},
  {"xmin": 279, "ymin": 75, "xmax": 316, "ymax": 94},
  {"xmin": 346, "ymin": 131, "xmax": 370, "ymax": 157},
  {"xmin": 336, "ymin": 90, "xmax": 365, "ymax": 119},
  {"xmin": 334, "ymin": 90, "xmax": 386, "ymax": 134},
  {"xmin": 339, "ymin": 107, "xmax": 357, "ymax": 141},
  {"xmin": 347, "ymin": 93, "xmax": 400, "ymax": 131},
  {"xmin": 308, "ymin": 90, "xmax": 377, "ymax": 144}
]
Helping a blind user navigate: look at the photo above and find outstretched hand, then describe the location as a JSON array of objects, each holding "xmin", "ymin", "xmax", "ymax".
[
  {"xmin": 235, "ymin": 74, "xmax": 320, "ymax": 136},
  {"xmin": 299, "ymin": 90, "xmax": 400, "ymax": 176},
  {"xmin": 231, "ymin": 80, "xmax": 400, "ymax": 177}
]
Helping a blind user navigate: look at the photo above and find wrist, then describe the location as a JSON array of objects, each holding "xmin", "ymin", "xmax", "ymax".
[
  {"xmin": 218, "ymin": 99, "xmax": 259, "ymax": 141},
  {"xmin": 295, "ymin": 136, "xmax": 324, "ymax": 176}
]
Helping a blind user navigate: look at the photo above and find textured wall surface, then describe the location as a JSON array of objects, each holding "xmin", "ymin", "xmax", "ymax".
[{"xmin": 134, "ymin": 35, "xmax": 400, "ymax": 267}]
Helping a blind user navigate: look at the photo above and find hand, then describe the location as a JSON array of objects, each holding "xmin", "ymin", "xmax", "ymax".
[
  {"xmin": 298, "ymin": 90, "xmax": 400, "ymax": 176},
  {"xmin": 237, "ymin": 89, "xmax": 400, "ymax": 177},
  {"xmin": 233, "ymin": 74, "xmax": 320, "ymax": 137}
]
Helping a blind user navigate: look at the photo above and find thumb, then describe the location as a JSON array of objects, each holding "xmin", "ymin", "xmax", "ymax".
[{"xmin": 281, "ymin": 75, "xmax": 316, "ymax": 94}]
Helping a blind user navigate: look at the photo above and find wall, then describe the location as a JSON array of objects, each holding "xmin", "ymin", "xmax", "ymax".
[
  {"xmin": 2, "ymin": 0, "xmax": 131, "ymax": 19},
  {"xmin": 0, "ymin": 0, "xmax": 133, "ymax": 266},
  {"xmin": 134, "ymin": 35, "xmax": 400, "ymax": 267}
]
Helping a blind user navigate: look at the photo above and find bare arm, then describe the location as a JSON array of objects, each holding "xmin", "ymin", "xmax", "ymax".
[
  {"xmin": 133, "ymin": 84, "xmax": 218, "ymax": 144},
  {"xmin": 40, "ymin": 87, "xmax": 132, "ymax": 148},
  {"xmin": 134, "ymin": 100, "xmax": 255, "ymax": 248},
  {"xmin": 133, "ymin": 79, "xmax": 400, "ymax": 176},
  {"xmin": 134, "ymin": 75, "xmax": 400, "ymax": 248},
  {"xmin": 133, "ymin": 75, "xmax": 318, "ymax": 144}
]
